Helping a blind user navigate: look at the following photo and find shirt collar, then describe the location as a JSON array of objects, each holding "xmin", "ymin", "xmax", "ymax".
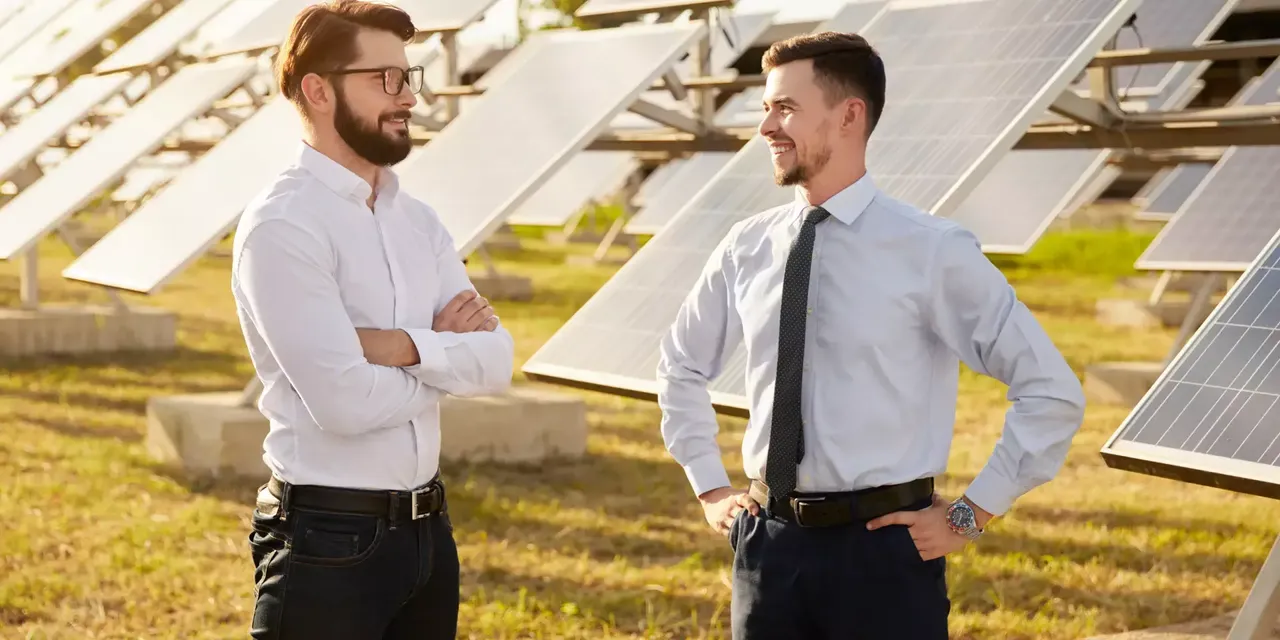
[
  {"xmin": 792, "ymin": 171, "xmax": 878, "ymax": 226},
  {"xmin": 296, "ymin": 142, "xmax": 400, "ymax": 205}
]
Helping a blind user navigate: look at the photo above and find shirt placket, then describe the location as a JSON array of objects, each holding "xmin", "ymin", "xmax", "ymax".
[{"xmin": 371, "ymin": 201, "xmax": 422, "ymax": 488}]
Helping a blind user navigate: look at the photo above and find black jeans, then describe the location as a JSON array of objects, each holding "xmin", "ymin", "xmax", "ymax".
[
  {"xmin": 728, "ymin": 499, "xmax": 950, "ymax": 639},
  {"xmin": 247, "ymin": 488, "xmax": 460, "ymax": 639}
]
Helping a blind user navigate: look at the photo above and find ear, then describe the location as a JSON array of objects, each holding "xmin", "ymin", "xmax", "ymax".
[
  {"xmin": 841, "ymin": 98, "xmax": 865, "ymax": 135},
  {"xmin": 299, "ymin": 73, "xmax": 333, "ymax": 114}
]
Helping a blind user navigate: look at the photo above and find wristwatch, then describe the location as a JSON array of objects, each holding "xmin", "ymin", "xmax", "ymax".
[{"xmin": 945, "ymin": 498, "xmax": 984, "ymax": 541}]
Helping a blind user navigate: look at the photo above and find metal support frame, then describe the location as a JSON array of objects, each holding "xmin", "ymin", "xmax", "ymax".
[
  {"xmin": 628, "ymin": 97, "xmax": 707, "ymax": 133},
  {"xmin": 587, "ymin": 169, "xmax": 643, "ymax": 263},
  {"xmin": 1161, "ymin": 272, "xmax": 1225, "ymax": 368},
  {"xmin": 1228, "ymin": 533, "xmax": 1280, "ymax": 639},
  {"xmin": 440, "ymin": 30, "xmax": 461, "ymax": 122},
  {"xmin": 239, "ymin": 377, "xmax": 264, "ymax": 408}
]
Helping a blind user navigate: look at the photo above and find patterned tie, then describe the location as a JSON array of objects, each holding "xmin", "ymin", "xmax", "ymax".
[{"xmin": 764, "ymin": 205, "xmax": 830, "ymax": 512}]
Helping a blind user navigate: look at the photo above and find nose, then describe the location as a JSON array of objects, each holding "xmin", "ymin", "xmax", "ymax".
[
  {"xmin": 397, "ymin": 87, "xmax": 417, "ymax": 110},
  {"xmin": 758, "ymin": 109, "xmax": 777, "ymax": 139}
]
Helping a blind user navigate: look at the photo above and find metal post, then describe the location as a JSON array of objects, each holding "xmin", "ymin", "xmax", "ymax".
[
  {"xmin": 238, "ymin": 378, "xmax": 264, "ymax": 408},
  {"xmin": 19, "ymin": 248, "xmax": 38, "ymax": 310},
  {"xmin": 1228, "ymin": 534, "xmax": 1280, "ymax": 639},
  {"xmin": 441, "ymin": 31, "xmax": 460, "ymax": 122},
  {"xmin": 1162, "ymin": 273, "xmax": 1222, "ymax": 368},
  {"xmin": 692, "ymin": 9, "xmax": 713, "ymax": 132}
]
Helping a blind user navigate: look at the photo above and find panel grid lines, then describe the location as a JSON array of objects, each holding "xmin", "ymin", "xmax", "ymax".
[
  {"xmin": 1135, "ymin": 57, "xmax": 1280, "ymax": 272},
  {"xmin": 1110, "ymin": 242, "xmax": 1280, "ymax": 482},
  {"xmin": 942, "ymin": 0, "xmax": 1233, "ymax": 254}
]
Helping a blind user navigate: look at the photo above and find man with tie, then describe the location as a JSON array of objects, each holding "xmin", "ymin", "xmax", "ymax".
[
  {"xmin": 656, "ymin": 31, "xmax": 1086, "ymax": 638},
  {"xmin": 232, "ymin": 2, "xmax": 514, "ymax": 638}
]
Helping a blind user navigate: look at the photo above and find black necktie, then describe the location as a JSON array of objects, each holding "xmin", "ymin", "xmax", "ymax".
[{"xmin": 764, "ymin": 205, "xmax": 829, "ymax": 511}]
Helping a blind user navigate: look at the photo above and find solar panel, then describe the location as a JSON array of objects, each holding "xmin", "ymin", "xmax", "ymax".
[
  {"xmin": 9, "ymin": 0, "xmax": 158, "ymax": 78},
  {"xmin": 625, "ymin": 151, "xmax": 734, "ymax": 235},
  {"xmin": 0, "ymin": 73, "xmax": 132, "ymax": 185},
  {"xmin": 1101, "ymin": 227, "xmax": 1280, "ymax": 498},
  {"xmin": 504, "ymin": 10, "xmax": 772, "ymax": 228},
  {"xmin": 633, "ymin": 156, "xmax": 685, "ymax": 207},
  {"xmin": 522, "ymin": 0, "xmax": 1142, "ymax": 408},
  {"xmin": 0, "ymin": 1, "xmax": 26, "ymax": 30},
  {"xmin": 575, "ymin": 0, "xmax": 730, "ymax": 20},
  {"xmin": 93, "ymin": 0, "xmax": 237, "ymax": 74},
  {"xmin": 395, "ymin": 0, "xmax": 499, "ymax": 34},
  {"xmin": 505, "ymin": 153, "xmax": 639, "ymax": 227},
  {"xmin": 58, "ymin": 43, "xmax": 443, "ymax": 293},
  {"xmin": 200, "ymin": 0, "xmax": 313, "ymax": 57},
  {"xmin": 204, "ymin": 0, "xmax": 491, "ymax": 57},
  {"xmin": 1134, "ymin": 162, "xmax": 1215, "ymax": 223},
  {"xmin": 943, "ymin": 0, "xmax": 1234, "ymax": 255},
  {"xmin": 1135, "ymin": 59, "xmax": 1280, "ymax": 273},
  {"xmin": 0, "ymin": 0, "xmax": 77, "ymax": 64},
  {"xmin": 0, "ymin": 59, "xmax": 258, "ymax": 261},
  {"xmin": 395, "ymin": 21, "xmax": 706, "ymax": 256}
]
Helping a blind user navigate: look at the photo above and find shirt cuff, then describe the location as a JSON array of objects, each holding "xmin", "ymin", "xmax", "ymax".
[
  {"xmin": 682, "ymin": 452, "xmax": 732, "ymax": 499},
  {"xmin": 401, "ymin": 328, "xmax": 453, "ymax": 375},
  {"xmin": 963, "ymin": 464, "xmax": 1019, "ymax": 517}
]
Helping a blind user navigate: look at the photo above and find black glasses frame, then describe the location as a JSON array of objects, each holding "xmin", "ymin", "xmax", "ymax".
[{"xmin": 322, "ymin": 65, "xmax": 424, "ymax": 95}]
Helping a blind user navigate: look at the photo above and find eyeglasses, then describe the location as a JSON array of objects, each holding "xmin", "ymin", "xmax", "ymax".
[{"xmin": 322, "ymin": 66, "xmax": 424, "ymax": 95}]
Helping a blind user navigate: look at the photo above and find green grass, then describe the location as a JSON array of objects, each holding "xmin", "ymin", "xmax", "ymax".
[{"xmin": 2, "ymin": 223, "xmax": 1277, "ymax": 639}]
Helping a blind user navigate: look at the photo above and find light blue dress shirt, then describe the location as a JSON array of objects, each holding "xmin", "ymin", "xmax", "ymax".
[{"xmin": 656, "ymin": 173, "xmax": 1086, "ymax": 516}]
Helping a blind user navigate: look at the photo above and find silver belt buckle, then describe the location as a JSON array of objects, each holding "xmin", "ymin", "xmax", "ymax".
[{"xmin": 410, "ymin": 486, "xmax": 432, "ymax": 520}]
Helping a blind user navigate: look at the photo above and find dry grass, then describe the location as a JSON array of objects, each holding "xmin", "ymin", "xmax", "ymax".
[{"xmin": 2, "ymin": 223, "xmax": 1278, "ymax": 640}]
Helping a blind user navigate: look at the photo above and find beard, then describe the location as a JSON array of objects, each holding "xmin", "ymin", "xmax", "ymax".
[
  {"xmin": 333, "ymin": 86, "xmax": 412, "ymax": 167},
  {"xmin": 773, "ymin": 138, "xmax": 832, "ymax": 187}
]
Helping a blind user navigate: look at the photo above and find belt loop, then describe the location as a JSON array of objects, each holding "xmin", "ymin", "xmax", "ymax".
[{"xmin": 279, "ymin": 481, "xmax": 292, "ymax": 521}]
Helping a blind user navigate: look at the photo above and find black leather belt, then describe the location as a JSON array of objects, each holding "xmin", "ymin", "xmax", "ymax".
[
  {"xmin": 267, "ymin": 475, "xmax": 446, "ymax": 522},
  {"xmin": 749, "ymin": 477, "xmax": 934, "ymax": 527}
]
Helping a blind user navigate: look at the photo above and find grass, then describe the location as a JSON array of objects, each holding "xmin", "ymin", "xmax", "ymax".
[{"xmin": 2, "ymin": 221, "xmax": 1278, "ymax": 639}]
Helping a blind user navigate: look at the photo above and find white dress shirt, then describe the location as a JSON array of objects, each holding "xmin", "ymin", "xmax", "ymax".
[
  {"xmin": 231, "ymin": 144, "xmax": 514, "ymax": 491},
  {"xmin": 656, "ymin": 173, "xmax": 1086, "ymax": 516}
]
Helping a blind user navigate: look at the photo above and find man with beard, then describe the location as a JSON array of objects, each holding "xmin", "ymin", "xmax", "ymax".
[
  {"xmin": 656, "ymin": 32, "xmax": 1085, "ymax": 638},
  {"xmin": 230, "ymin": 2, "xmax": 514, "ymax": 638}
]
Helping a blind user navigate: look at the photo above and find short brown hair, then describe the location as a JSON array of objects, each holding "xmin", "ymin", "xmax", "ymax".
[
  {"xmin": 275, "ymin": 0, "xmax": 416, "ymax": 106},
  {"xmin": 762, "ymin": 31, "xmax": 885, "ymax": 136}
]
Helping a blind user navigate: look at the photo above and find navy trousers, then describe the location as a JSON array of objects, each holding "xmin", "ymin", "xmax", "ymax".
[{"xmin": 727, "ymin": 498, "xmax": 951, "ymax": 639}]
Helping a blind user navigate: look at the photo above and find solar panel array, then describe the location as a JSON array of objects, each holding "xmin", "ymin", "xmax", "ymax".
[
  {"xmin": 8, "ymin": 0, "xmax": 157, "ymax": 78},
  {"xmin": 1134, "ymin": 162, "xmax": 1215, "ymax": 222},
  {"xmin": 396, "ymin": 21, "xmax": 706, "ymax": 255},
  {"xmin": 201, "ymin": 0, "xmax": 313, "ymax": 57},
  {"xmin": 0, "ymin": 73, "xmax": 131, "ymax": 184},
  {"xmin": 1102, "ymin": 229, "xmax": 1280, "ymax": 498},
  {"xmin": 576, "ymin": 0, "xmax": 729, "ymax": 20},
  {"xmin": 505, "ymin": 10, "xmax": 772, "ymax": 228},
  {"xmin": 0, "ymin": 58, "xmax": 259, "ymax": 260},
  {"xmin": 943, "ymin": 0, "xmax": 1235, "ymax": 255},
  {"xmin": 93, "ymin": 0, "xmax": 236, "ymax": 74},
  {"xmin": 0, "ymin": 0, "xmax": 77, "ymax": 64},
  {"xmin": 625, "ymin": 151, "xmax": 734, "ymax": 235},
  {"xmin": 1135, "ymin": 58, "xmax": 1280, "ymax": 272},
  {"xmin": 397, "ymin": 0, "xmax": 500, "ymax": 34},
  {"xmin": 523, "ymin": 0, "xmax": 1142, "ymax": 407}
]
